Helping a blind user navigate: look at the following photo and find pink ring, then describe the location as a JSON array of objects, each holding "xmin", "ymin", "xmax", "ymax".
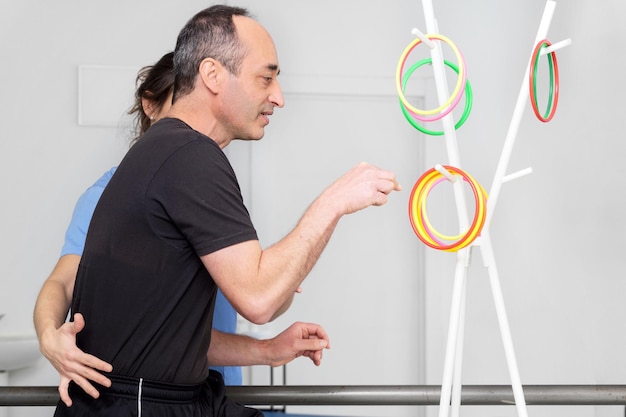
[{"xmin": 403, "ymin": 48, "xmax": 468, "ymax": 123}]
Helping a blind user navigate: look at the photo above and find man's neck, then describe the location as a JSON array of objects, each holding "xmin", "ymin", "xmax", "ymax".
[{"xmin": 166, "ymin": 102, "xmax": 231, "ymax": 149}]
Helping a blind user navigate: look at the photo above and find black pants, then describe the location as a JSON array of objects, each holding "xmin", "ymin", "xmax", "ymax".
[{"xmin": 54, "ymin": 370, "xmax": 263, "ymax": 417}]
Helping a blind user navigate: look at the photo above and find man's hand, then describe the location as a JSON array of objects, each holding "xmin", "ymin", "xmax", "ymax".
[
  {"xmin": 322, "ymin": 162, "xmax": 402, "ymax": 217},
  {"xmin": 39, "ymin": 313, "xmax": 112, "ymax": 407},
  {"xmin": 263, "ymin": 322, "xmax": 330, "ymax": 367}
]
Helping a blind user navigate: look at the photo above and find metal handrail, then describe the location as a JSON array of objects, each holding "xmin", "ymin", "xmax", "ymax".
[{"xmin": 2, "ymin": 385, "xmax": 626, "ymax": 407}]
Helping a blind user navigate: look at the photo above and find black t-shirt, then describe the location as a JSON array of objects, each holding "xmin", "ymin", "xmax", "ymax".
[{"xmin": 71, "ymin": 118, "xmax": 258, "ymax": 384}]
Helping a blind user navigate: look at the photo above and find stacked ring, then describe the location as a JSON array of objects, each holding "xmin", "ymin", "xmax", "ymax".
[
  {"xmin": 529, "ymin": 39, "xmax": 559, "ymax": 122},
  {"xmin": 400, "ymin": 58, "xmax": 473, "ymax": 136},
  {"xmin": 408, "ymin": 166, "xmax": 488, "ymax": 252},
  {"xmin": 396, "ymin": 33, "xmax": 467, "ymax": 120}
]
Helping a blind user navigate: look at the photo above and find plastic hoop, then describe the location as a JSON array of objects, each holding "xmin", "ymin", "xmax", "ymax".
[
  {"xmin": 400, "ymin": 58, "xmax": 473, "ymax": 136},
  {"xmin": 411, "ymin": 170, "xmax": 483, "ymax": 251},
  {"xmin": 529, "ymin": 39, "xmax": 560, "ymax": 122},
  {"xmin": 408, "ymin": 166, "xmax": 487, "ymax": 252},
  {"xmin": 396, "ymin": 34, "xmax": 467, "ymax": 117}
]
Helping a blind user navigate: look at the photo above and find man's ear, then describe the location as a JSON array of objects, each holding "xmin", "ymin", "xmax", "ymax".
[{"xmin": 198, "ymin": 58, "xmax": 222, "ymax": 93}]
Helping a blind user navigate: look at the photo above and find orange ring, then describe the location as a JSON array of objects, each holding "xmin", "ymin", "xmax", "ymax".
[{"xmin": 408, "ymin": 166, "xmax": 487, "ymax": 252}]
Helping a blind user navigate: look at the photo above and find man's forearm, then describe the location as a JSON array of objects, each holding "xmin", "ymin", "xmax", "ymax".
[
  {"xmin": 208, "ymin": 322, "xmax": 330, "ymax": 368},
  {"xmin": 207, "ymin": 329, "xmax": 270, "ymax": 367}
]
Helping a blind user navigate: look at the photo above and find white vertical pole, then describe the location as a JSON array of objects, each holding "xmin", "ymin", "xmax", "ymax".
[
  {"xmin": 480, "ymin": 234, "xmax": 529, "ymax": 417},
  {"xmin": 419, "ymin": 2, "xmax": 472, "ymax": 417}
]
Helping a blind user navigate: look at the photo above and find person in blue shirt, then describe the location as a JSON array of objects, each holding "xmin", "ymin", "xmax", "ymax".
[{"xmin": 34, "ymin": 51, "xmax": 330, "ymax": 408}]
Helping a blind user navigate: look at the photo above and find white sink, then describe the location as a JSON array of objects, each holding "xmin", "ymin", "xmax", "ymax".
[{"xmin": 0, "ymin": 333, "xmax": 42, "ymax": 371}]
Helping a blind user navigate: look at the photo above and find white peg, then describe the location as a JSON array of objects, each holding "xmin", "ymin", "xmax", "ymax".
[
  {"xmin": 411, "ymin": 27, "xmax": 437, "ymax": 49},
  {"xmin": 502, "ymin": 167, "xmax": 533, "ymax": 183},
  {"xmin": 435, "ymin": 164, "xmax": 458, "ymax": 183},
  {"xmin": 540, "ymin": 38, "xmax": 572, "ymax": 55}
]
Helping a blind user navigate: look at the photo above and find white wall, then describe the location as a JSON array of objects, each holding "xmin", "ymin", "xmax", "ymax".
[{"xmin": 1, "ymin": 1, "xmax": 626, "ymax": 417}]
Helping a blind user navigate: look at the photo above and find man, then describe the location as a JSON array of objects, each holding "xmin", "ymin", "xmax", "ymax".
[
  {"xmin": 35, "ymin": 51, "xmax": 330, "ymax": 410},
  {"xmin": 56, "ymin": 5, "xmax": 400, "ymax": 416}
]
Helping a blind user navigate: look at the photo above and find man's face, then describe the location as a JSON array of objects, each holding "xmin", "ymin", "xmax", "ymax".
[{"xmin": 220, "ymin": 16, "xmax": 284, "ymax": 141}]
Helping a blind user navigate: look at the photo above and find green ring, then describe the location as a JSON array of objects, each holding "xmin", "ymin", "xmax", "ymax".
[
  {"xmin": 399, "ymin": 58, "xmax": 473, "ymax": 136},
  {"xmin": 532, "ymin": 43, "xmax": 555, "ymax": 119}
]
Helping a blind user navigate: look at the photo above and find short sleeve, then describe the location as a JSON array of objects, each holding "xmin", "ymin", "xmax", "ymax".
[
  {"xmin": 60, "ymin": 167, "xmax": 117, "ymax": 256},
  {"xmin": 147, "ymin": 140, "xmax": 257, "ymax": 257}
]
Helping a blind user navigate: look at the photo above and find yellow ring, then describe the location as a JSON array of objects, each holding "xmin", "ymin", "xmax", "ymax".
[
  {"xmin": 409, "ymin": 166, "xmax": 487, "ymax": 252},
  {"xmin": 395, "ymin": 34, "xmax": 466, "ymax": 116}
]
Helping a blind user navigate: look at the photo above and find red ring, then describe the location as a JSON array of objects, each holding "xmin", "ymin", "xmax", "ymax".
[{"xmin": 529, "ymin": 39, "xmax": 560, "ymax": 122}]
